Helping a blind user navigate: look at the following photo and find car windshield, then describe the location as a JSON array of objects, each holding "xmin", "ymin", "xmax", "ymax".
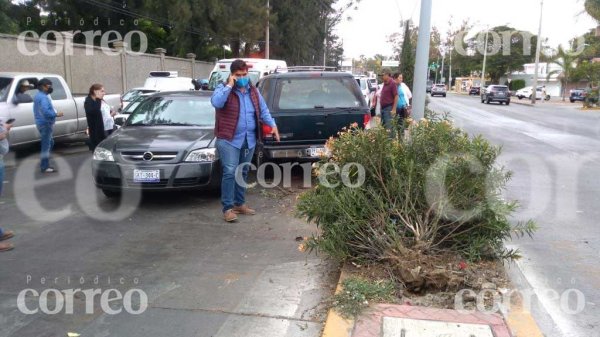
[
  {"xmin": 0, "ymin": 77, "xmax": 14, "ymax": 102},
  {"xmin": 125, "ymin": 96, "xmax": 215, "ymax": 127},
  {"xmin": 208, "ymin": 70, "xmax": 260, "ymax": 90},
  {"xmin": 492, "ymin": 86, "xmax": 508, "ymax": 92},
  {"xmin": 275, "ymin": 77, "xmax": 364, "ymax": 109},
  {"xmin": 121, "ymin": 95, "xmax": 150, "ymax": 114},
  {"xmin": 122, "ymin": 89, "xmax": 157, "ymax": 101}
]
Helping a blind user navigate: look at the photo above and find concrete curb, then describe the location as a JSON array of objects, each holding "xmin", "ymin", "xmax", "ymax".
[
  {"xmin": 321, "ymin": 268, "xmax": 355, "ymax": 337},
  {"xmin": 321, "ymin": 264, "xmax": 545, "ymax": 337}
]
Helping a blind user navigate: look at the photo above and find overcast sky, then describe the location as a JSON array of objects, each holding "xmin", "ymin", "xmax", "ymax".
[{"xmin": 335, "ymin": 0, "xmax": 598, "ymax": 59}]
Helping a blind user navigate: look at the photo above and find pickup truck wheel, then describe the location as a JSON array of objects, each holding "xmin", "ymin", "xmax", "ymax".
[
  {"xmin": 486, "ymin": 99, "xmax": 491, "ymax": 104},
  {"xmin": 506, "ymin": 101, "xmax": 510, "ymax": 105},
  {"xmin": 102, "ymin": 189, "xmax": 121, "ymax": 198}
]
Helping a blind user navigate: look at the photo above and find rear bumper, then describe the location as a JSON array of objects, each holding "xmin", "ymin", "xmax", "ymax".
[{"xmin": 260, "ymin": 144, "xmax": 329, "ymax": 161}]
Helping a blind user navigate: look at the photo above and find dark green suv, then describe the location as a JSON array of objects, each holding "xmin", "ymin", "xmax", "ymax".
[{"xmin": 257, "ymin": 71, "xmax": 369, "ymax": 163}]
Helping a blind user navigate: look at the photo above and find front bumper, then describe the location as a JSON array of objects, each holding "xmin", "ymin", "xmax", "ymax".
[{"xmin": 92, "ymin": 160, "xmax": 221, "ymax": 191}]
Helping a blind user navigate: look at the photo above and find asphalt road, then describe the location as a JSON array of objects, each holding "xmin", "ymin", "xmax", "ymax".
[
  {"xmin": 0, "ymin": 141, "xmax": 337, "ymax": 337},
  {"xmin": 429, "ymin": 94, "xmax": 600, "ymax": 337}
]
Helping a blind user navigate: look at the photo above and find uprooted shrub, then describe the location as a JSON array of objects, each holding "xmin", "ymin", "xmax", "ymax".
[{"xmin": 296, "ymin": 112, "xmax": 536, "ymax": 265}]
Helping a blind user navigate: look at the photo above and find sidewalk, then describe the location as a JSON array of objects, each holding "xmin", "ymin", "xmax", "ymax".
[{"xmin": 322, "ymin": 269, "xmax": 545, "ymax": 337}]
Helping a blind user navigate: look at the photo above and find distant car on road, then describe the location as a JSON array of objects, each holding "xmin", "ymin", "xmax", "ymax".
[
  {"xmin": 515, "ymin": 86, "xmax": 550, "ymax": 101},
  {"xmin": 481, "ymin": 85, "xmax": 511, "ymax": 105},
  {"xmin": 469, "ymin": 86, "xmax": 480, "ymax": 95},
  {"xmin": 431, "ymin": 84, "xmax": 447, "ymax": 97},
  {"xmin": 569, "ymin": 88, "xmax": 586, "ymax": 103},
  {"xmin": 92, "ymin": 91, "xmax": 221, "ymax": 197}
]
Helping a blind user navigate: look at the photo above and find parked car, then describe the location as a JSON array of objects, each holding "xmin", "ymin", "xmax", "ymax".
[
  {"xmin": 208, "ymin": 58, "xmax": 287, "ymax": 91},
  {"xmin": 0, "ymin": 72, "xmax": 120, "ymax": 146},
  {"xmin": 515, "ymin": 86, "xmax": 550, "ymax": 100},
  {"xmin": 355, "ymin": 75, "xmax": 375, "ymax": 106},
  {"xmin": 256, "ymin": 70, "xmax": 369, "ymax": 164},
  {"xmin": 468, "ymin": 86, "xmax": 480, "ymax": 95},
  {"xmin": 569, "ymin": 88, "xmax": 587, "ymax": 103},
  {"xmin": 431, "ymin": 84, "xmax": 447, "ymax": 97},
  {"xmin": 92, "ymin": 91, "xmax": 221, "ymax": 197},
  {"xmin": 426, "ymin": 80, "xmax": 433, "ymax": 93},
  {"xmin": 481, "ymin": 85, "xmax": 511, "ymax": 105},
  {"xmin": 143, "ymin": 71, "xmax": 195, "ymax": 92}
]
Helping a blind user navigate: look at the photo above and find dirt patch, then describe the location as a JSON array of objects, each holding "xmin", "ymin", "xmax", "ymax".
[{"xmin": 344, "ymin": 255, "xmax": 510, "ymax": 311}]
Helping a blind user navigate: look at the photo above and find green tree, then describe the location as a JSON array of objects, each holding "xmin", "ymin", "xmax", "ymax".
[
  {"xmin": 585, "ymin": 0, "xmax": 600, "ymax": 21},
  {"xmin": 0, "ymin": 0, "xmax": 20, "ymax": 34},
  {"xmin": 399, "ymin": 20, "xmax": 415, "ymax": 89},
  {"xmin": 546, "ymin": 45, "xmax": 579, "ymax": 101}
]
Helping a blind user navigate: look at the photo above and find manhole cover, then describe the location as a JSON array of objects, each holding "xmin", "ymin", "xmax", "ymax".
[{"xmin": 383, "ymin": 317, "xmax": 495, "ymax": 337}]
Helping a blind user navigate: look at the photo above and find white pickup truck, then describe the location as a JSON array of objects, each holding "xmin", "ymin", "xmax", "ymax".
[{"xmin": 0, "ymin": 73, "xmax": 120, "ymax": 146}]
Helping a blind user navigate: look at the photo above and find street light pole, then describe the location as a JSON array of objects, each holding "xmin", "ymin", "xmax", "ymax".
[
  {"xmin": 480, "ymin": 27, "xmax": 489, "ymax": 89},
  {"xmin": 440, "ymin": 47, "xmax": 445, "ymax": 85},
  {"xmin": 265, "ymin": 0, "xmax": 270, "ymax": 59},
  {"xmin": 412, "ymin": 0, "xmax": 433, "ymax": 120},
  {"xmin": 449, "ymin": 46, "xmax": 453, "ymax": 90},
  {"xmin": 531, "ymin": 0, "xmax": 544, "ymax": 104}
]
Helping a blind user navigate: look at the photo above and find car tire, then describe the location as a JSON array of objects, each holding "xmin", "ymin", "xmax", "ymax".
[
  {"xmin": 570, "ymin": 99, "xmax": 575, "ymax": 103},
  {"xmin": 102, "ymin": 189, "xmax": 121, "ymax": 198},
  {"xmin": 506, "ymin": 101, "xmax": 510, "ymax": 105},
  {"xmin": 486, "ymin": 99, "xmax": 491, "ymax": 104},
  {"xmin": 443, "ymin": 94, "xmax": 446, "ymax": 97},
  {"xmin": 518, "ymin": 96, "xmax": 523, "ymax": 100}
]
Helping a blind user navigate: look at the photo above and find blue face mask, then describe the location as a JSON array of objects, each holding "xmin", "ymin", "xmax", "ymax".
[{"xmin": 235, "ymin": 76, "xmax": 249, "ymax": 88}]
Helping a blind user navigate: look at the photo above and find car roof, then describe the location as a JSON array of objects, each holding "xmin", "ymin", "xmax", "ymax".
[{"xmin": 262, "ymin": 71, "xmax": 355, "ymax": 80}]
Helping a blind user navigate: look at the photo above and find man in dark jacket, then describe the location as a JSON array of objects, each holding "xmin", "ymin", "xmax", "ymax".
[{"xmin": 211, "ymin": 59, "xmax": 280, "ymax": 222}]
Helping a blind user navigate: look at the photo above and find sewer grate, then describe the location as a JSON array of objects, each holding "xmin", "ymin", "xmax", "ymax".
[{"xmin": 382, "ymin": 317, "xmax": 495, "ymax": 337}]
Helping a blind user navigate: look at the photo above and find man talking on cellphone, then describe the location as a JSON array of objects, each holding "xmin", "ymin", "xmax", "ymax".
[{"xmin": 211, "ymin": 59, "xmax": 280, "ymax": 222}]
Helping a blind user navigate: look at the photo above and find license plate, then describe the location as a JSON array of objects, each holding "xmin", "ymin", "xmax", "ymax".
[
  {"xmin": 308, "ymin": 147, "xmax": 328, "ymax": 157},
  {"xmin": 133, "ymin": 169, "xmax": 160, "ymax": 183}
]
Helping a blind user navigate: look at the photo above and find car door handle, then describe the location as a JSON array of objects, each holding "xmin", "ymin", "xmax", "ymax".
[{"xmin": 315, "ymin": 122, "xmax": 325, "ymax": 125}]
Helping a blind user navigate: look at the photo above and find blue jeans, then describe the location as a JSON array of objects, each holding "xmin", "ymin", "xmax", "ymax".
[
  {"xmin": 0, "ymin": 157, "xmax": 4, "ymax": 197},
  {"xmin": 216, "ymin": 138, "xmax": 255, "ymax": 213},
  {"xmin": 0, "ymin": 158, "xmax": 4, "ymax": 238},
  {"xmin": 381, "ymin": 105, "xmax": 394, "ymax": 130},
  {"xmin": 37, "ymin": 124, "xmax": 54, "ymax": 171}
]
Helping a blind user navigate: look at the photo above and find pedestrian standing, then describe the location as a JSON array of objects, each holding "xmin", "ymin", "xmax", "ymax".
[
  {"xmin": 33, "ymin": 78, "xmax": 64, "ymax": 173},
  {"xmin": 84, "ymin": 84, "xmax": 107, "ymax": 150},
  {"xmin": 378, "ymin": 70, "xmax": 399, "ymax": 131},
  {"xmin": 211, "ymin": 59, "xmax": 280, "ymax": 222},
  {"xmin": 393, "ymin": 73, "xmax": 412, "ymax": 129},
  {"xmin": 0, "ymin": 119, "xmax": 15, "ymax": 252}
]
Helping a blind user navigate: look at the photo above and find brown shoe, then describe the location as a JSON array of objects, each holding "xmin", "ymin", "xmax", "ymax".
[
  {"xmin": 0, "ymin": 230, "xmax": 14, "ymax": 242},
  {"xmin": 0, "ymin": 242, "xmax": 14, "ymax": 252},
  {"xmin": 223, "ymin": 209, "xmax": 238, "ymax": 222},
  {"xmin": 232, "ymin": 204, "xmax": 256, "ymax": 215}
]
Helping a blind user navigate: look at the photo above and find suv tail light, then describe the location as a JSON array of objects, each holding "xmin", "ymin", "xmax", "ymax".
[
  {"xmin": 262, "ymin": 124, "xmax": 274, "ymax": 140},
  {"xmin": 363, "ymin": 113, "xmax": 370, "ymax": 127}
]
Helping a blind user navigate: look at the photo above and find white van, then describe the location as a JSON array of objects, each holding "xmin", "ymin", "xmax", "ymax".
[
  {"xmin": 207, "ymin": 58, "xmax": 287, "ymax": 90},
  {"xmin": 143, "ymin": 71, "xmax": 195, "ymax": 91}
]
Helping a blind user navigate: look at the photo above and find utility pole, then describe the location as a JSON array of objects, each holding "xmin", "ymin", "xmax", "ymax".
[
  {"xmin": 440, "ymin": 47, "xmax": 445, "ymax": 85},
  {"xmin": 531, "ymin": 0, "xmax": 544, "ymax": 104},
  {"xmin": 265, "ymin": 0, "xmax": 270, "ymax": 59},
  {"xmin": 412, "ymin": 0, "xmax": 433, "ymax": 120},
  {"xmin": 323, "ymin": 19, "xmax": 327, "ymax": 66},
  {"xmin": 480, "ymin": 27, "xmax": 489, "ymax": 89},
  {"xmin": 449, "ymin": 46, "xmax": 453, "ymax": 90}
]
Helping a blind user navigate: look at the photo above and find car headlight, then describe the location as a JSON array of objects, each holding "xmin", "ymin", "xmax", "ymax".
[
  {"xmin": 185, "ymin": 148, "xmax": 218, "ymax": 162},
  {"xmin": 93, "ymin": 147, "xmax": 115, "ymax": 161}
]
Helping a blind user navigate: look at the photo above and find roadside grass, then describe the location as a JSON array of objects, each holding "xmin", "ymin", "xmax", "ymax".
[{"xmin": 332, "ymin": 276, "xmax": 396, "ymax": 318}]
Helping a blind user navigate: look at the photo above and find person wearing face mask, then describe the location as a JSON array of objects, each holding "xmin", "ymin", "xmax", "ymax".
[
  {"xmin": 84, "ymin": 83, "xmax": 108, "ymax": 151},
  {"xmin": 33, "ymin": 78, "xmax": 64, "ymax": 173},
  {"xmin": 211, "ymin": 59, "xmax": 281, "ymax": 222}
]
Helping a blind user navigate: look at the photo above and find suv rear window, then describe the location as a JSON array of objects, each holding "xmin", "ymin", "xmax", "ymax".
[
  {"xmin": 491, "ymin": 86, "xmax": 508, "ymax": 92},
  {"xmin": 275, "ymin": 77, "xmax": 363, "ymax": 110}
]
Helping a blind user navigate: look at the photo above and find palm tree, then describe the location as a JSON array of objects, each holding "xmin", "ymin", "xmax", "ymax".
[
  {"xmin": 546, "ymin": 46, "xmax": 579, "ymax": 101},
  {"xmin": 585, "ymin": 0, "xmax": 600, "ymax": 21}
]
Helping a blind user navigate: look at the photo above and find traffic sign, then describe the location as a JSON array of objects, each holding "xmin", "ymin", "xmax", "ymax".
[{"xmin": 382, "ymin": 60, "xmax": 400, "ymax": 67}]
